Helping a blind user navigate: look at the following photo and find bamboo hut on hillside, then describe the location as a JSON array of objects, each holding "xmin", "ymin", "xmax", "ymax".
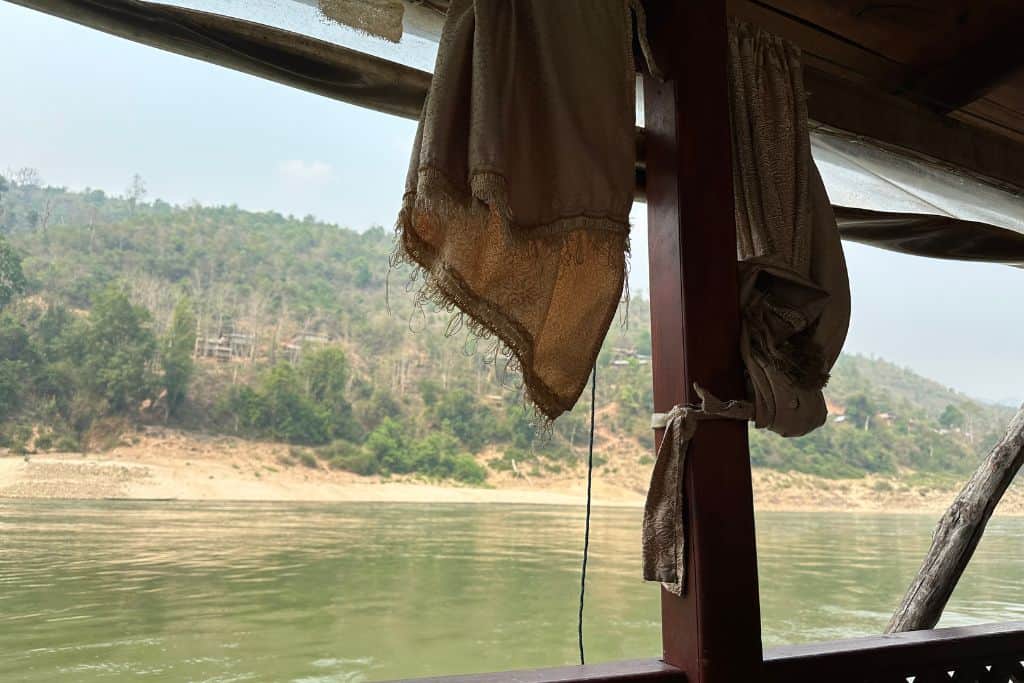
[{"xmin": 9, "ymin": 1, "xmax": 1024, "ymax": 681}]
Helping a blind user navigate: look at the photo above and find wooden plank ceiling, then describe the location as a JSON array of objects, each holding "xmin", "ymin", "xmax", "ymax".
[
  {"xmin": 729, "ymin": 0, "xmax": 1024, "ymax": 143},
  {"xmin": 410, "ymin": 0, "xmax": 1024, "ymax": 149}
]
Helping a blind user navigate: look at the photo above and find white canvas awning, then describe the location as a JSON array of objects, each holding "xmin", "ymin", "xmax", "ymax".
[{"xmin": 815, "ymin": 130, "xmax": 1024, "ymax": 267}]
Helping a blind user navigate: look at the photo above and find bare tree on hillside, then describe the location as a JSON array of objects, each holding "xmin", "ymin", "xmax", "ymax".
[
  {"xmin": 38, "ymin": 196, "xmax": 56, "ymax": 233},
  {"xmin": 10, "ymin": 167, "xmax": 42, "ymax": 188},
  {"xmin": 126, "ymin": 173, "xmax": 147, "ymax": 213}
]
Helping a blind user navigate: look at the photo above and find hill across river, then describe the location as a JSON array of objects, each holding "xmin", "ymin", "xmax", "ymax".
[{"xmin": 0, "ymin": 179, "xmax": 1019, "ymax": 495}]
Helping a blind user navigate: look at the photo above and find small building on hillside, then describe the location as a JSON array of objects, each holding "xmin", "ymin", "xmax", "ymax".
[
  {"xmin": 195, "ymin": 322, "xmax": 257, "ymax": 362},
  {"xmin": 281, "ymin": 331, "xmax": 330, "ymax": 362}
]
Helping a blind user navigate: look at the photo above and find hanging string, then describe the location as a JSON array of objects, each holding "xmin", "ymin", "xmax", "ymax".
[{"xmin": 577, "ymin": 365, "xmax": 597, "ymax": 666}]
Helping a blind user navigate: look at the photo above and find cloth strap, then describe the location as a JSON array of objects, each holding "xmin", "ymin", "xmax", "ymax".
[{"xmin": 642, "ymin": 384, "xmax": 754, "ymax": 596}]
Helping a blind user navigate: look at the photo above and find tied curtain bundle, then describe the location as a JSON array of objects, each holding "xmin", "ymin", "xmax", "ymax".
[
  {"xmin": 642, "ymin": 20, "xmax": 851, "ymax": 595},
  {"xmin": 396, "ymin": 0, "xmax": 649, "ymax": 421}
]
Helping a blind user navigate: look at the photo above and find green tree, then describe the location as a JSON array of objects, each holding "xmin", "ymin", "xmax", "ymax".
[
  {"xmin": 418, "ymin": 378, "xmax": 442, "ymax": 405},
  {"xmin": 0, "ymin": 175, "xmax": 8, "ymax": 222},
  {"xmin": 0, "ymin": 315, "xmax": 36, "ymax": 419},
  {"xmin": 358, "ymin": 418, "xmax": 486, "ymax": 483},
  {"xmin": 433, "ymin": 388, "xmax": 492, "ymax": 451},
  {"xmin": 231, "ymin": 363, "xmax": 329, "ymax": 444},
  {"xmin": 365, "ymin": 417, "xmax": 409, "ymax": 473},
  {"xmin": 939, "ymin": 403, "xmax": 966, "ymax": 430},
  {"xmin": 0, "ymin": 359, "xmax": 29, "ymax": 419},
  {"xmin": 844, "ymin": 393, "xmax": 874, "ymax": 430},
  {"xmin": 162, "ymin": 298, "xmax": 196, "ymax": 418},
  {"xmin": 298, "ymin": 346, "xmax": 358, "ymax": 439},
  {"xmin": 352, "ymin": 257, "xmax": 372, "ymax": 288},
  {"xmin": 355, "ymin": 387, "xmax": 401, "ymax": 432},
  {"xmin": 0, "ymin": 236, "xmax": 27, "ymax": 310},
  {"xmin": 502, "ymin": 406, "xmax": 535, "ymax": 450},
  {"xmin": 0, "ymin": 315, "xmax": 34, "ymax": 362},
  {"xmin": 35, "ymin": 304, "xmax": 75, "ymax": 361},
  {"xmin": 79, "ymin": 286, "xmax": 157, "ymax": 412}
]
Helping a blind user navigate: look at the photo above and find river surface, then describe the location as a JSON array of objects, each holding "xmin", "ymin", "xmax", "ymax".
[{"xmin": 1, "ymin": 501, "xmax": 1022, "ymax": 682}]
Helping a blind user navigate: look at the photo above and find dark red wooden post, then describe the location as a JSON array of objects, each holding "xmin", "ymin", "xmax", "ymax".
[{"xmin": 643, "ymin": 1, "xmax": 764, "ymax": 682}]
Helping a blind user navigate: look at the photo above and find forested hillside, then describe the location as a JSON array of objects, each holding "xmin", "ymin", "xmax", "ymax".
[{"xmin": 0, "ymin": 172, "xmax": 1014, "ymax": 482}]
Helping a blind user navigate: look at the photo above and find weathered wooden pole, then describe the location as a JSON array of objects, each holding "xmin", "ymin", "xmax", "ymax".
[
  {"xmin": 644, "ymin": 1, "xmax": 764, "ymax": 680},
  {"xmin": 887, "ymin": 404, "xmax": 1024, "ymax": 632},
  {"xmin": 6, "ymin": 0, "xmax": 431, "ymax": 119}
]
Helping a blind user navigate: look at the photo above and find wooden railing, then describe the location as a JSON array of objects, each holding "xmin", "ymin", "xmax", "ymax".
[
  {"xmin": 392, "ymin": 659, "xmax": 685, "ymax": 683},
  {"xmin": 386, "ymin": 622, "xmax": 1024, "ymax": 683},
  {"xmin": 763, "ymin": 621, "xmax": 1024, "ymax": 683}
]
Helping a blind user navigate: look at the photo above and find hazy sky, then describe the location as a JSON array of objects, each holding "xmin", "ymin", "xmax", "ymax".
[{"xmin": 2, "ymin": 3, "xmax": 1022, "ymax": 404}]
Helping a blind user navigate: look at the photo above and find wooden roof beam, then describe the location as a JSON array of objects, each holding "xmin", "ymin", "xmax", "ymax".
[
  {"xmin": 725, "ymin": 1, "xmax": 1024, "ymax": 191},
  {"xmin": 5, "ymin": 0, "xmax": 432, "ymax": 120},
  {"xmin": 726, "ymin": 0, "xmax": 905, "ymax": 86},
  {"xmin": 899, "ymin": 24, "xmax": 1024, "ymax": 114}
]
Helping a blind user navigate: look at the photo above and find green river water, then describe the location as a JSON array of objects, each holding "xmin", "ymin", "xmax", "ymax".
[{"xmin": 1, "ymin": 501, "xmax": 1022, "ymax": 682}]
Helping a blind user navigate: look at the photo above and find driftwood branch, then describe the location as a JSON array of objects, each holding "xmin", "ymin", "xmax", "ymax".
[{"xmin": 887, "ymin": 404, "xmax": 1024, "ymax": 633}]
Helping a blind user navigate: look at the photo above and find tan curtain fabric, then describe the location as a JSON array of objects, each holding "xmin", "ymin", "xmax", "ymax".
[
  {"xmin": 642, "ymin": 20, "xmax": 851, "ymax": 596},
  {"xmin": 396, "ymin": 0, "xmax": 642, "ymax": 420},
  {"xmin": 642, "ymin": 386, "xmax": 755, "ymax": 595}
]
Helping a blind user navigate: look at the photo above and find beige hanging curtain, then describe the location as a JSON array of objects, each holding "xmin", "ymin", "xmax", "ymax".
[
  {"xmin": 395, "ymin": 0, "xmax": 648, "ymax": 421},
  {"xmin": 643, "ymin": 20, "xmax": 851, "ymax": 595}
]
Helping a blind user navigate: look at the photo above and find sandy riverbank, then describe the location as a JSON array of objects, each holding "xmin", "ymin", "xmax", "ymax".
[{"xmin": 1, "ymin": 428, "xmax": 1021, "ymax": 514}]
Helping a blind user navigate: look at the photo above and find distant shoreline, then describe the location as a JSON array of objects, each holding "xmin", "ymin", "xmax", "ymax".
[
  {"xmin": 0, "ymin": 453, "xmax": 643, "ymax": 507},
  {"xmin": 1, "ymin": 430, "xmax": 1022, "ymax": 515}
]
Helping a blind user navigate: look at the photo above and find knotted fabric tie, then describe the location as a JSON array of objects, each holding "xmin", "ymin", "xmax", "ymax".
[{"xmin": 642, "ymin": 384, "xmax": 754, "ymax": 596}]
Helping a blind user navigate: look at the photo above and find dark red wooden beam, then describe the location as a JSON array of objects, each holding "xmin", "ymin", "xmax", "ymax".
[
  {"xmin": 388, "ymin": 659, "xmax": 684, "ymax": 683},
  {"xmin": 643, "ymin": 1, "xmax": 763, "ymax": 681},
  {"xmin": 762, "ymin": 621, "xmax": 1024, "ymax": 682},
  {"xmin": 385, "ymin": 623, "xmax": 1024, "ymax": 683}
]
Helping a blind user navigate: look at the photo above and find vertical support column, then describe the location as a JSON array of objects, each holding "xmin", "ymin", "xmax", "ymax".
[{"xmin": 643, "ymin": 2, "xmax": 763, "ymax": 682}]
